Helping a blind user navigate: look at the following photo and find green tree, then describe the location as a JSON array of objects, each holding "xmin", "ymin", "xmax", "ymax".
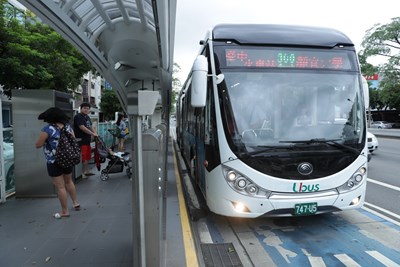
[
  {"xmin": 360, "ymin": 17, "xmax": 400, "ymax": 110},
  {"xmin": 369, "ymin": 89, "xmax": 384, "ymax": 110},
  {"xmin": 358, "ymin": 53, "xmax": 378, "ymax": 76},
  {"xmin": 99, "ymin": 89, "xmax": 122, "ymax": 121},
  {"xmin": 0, "ymin": 1, "xmax": 92, "ymax": 98},
  {"xmin": 379, "ymin": 63, "xmax": 400, "ymax": 110},
  {"xmin": 358, "ymin": 52, "xmax": 379, "ymax": 115},
  {"xmin": 170, "ymin": 62, "xmax": 182, "ymax": 114}
]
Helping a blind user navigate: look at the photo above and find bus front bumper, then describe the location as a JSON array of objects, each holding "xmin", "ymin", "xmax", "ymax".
[{"xmin": 207, "ymin": 182, "xmax": 366, "ymax": 218}]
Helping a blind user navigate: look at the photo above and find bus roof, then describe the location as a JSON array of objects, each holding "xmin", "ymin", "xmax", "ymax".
[{"xmin": 211, "ymin": 24, "xmax": 354, "ymax": 48}]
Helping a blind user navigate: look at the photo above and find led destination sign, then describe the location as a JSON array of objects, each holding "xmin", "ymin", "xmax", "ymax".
[{"xmin": 225, "ymin": 48, "xmax": 353, "ymax": 70}]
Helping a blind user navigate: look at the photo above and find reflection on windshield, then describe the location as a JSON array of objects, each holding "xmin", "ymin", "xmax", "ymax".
[{"xmin": 221, "ymin": 72, "xmax": 364, "ymax": 154}]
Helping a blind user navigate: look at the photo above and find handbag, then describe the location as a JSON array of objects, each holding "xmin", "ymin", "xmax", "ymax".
[{"xmin": 95, "ymin": 137, "xmax": 109, "ymax": 158}]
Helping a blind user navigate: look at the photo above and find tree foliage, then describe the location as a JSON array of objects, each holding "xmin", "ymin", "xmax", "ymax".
[
  {"xmin": 0, "ymin": 1, "xmax": 92, "ymax": 98},
  {"xmin": 170, "ymin": 62, "xmax": 182, "ymax": 113},
  {"xmin": 360, "ymin": 17, "xmax": 400, "ymax": 110},
  {"xmin": 358, "ymin": 53, "xmax": 378, "ymax": 76},
  {"xmin": 369, "ymin": 89, "xmax": 384, "ymax": 110},
  {"xmin": 99, "ymin": 89, "xmax": 122, "ymax": 121}
]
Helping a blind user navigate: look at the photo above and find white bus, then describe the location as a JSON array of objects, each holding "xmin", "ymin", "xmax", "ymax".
[{"xmin": 176, "ymin": 24, "xmax": 369, "ymax": 217}]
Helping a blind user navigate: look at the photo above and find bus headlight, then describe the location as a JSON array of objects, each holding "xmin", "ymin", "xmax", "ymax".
[
  {"xmin": 232, "ymin": 202, "xmax": 249, "ymax": 212},
  {"xmin": 227, "ymin": 170, "xmax": 237, "ymax": 181},
  {"xmin": 354, "ymin": 174, "xmax": 363, "ymax": 182},
  {"xmin": 337, "ymin": 165, "xmax": 366, "ymax": 193},
  {"xmin": 246, "ymin": 185, "xmax": 258, "ymax": 195},
  {"xmin": 235, "ymin": 178, "xmax": 247, "ymax": 190},
  {"xmin": 222, "ymin": 166, "xmax": 270, "ymax": 198}
]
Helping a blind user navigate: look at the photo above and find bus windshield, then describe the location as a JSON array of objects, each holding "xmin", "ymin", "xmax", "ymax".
[{"xmin": 219, "ymin": 70, "xmax": 365, "ymax": 155}]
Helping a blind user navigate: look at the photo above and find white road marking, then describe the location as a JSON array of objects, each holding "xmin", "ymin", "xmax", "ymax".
[
  {"xmin": 364, "ymin": 178, "xmax": 400, "ymax": 225},
  {"xmin": 366, "ymin": 251, "xmax": 400, "ymax": 267},
  {"xmin": 308, "ymin": 256, "xmax": 326, "ymax": 267},
  {"xmin": 334, "ymin": 254, "xmax": 361, "ymax": 267},
  {"xmin": 367, "ymin": 178, "xmax": 400, "ymax": 192},
  {"xmin": 198, "ymin": 221, "xmax": 213, "ymax": 243},
  {"xmin": 363, "ymin": 203, "xmax": 400, "ymax": 227}
]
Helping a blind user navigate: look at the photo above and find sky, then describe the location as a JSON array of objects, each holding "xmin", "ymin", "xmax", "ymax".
[{"xmin": 173, "ymin": 0, "xmax": 400, "ymax": 82}]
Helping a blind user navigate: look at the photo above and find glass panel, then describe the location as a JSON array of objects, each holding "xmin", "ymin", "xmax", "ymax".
[
  {"xmin": 107, "ymin": 8, "xmax": 121, "ymax": 20},
  {"xmin": 100, "ymin": 0, "xmax": 117, "ymax": 4},
  {"xmin": 221, "ymin": 71, "xmax": 363, "ymax": 150},
  {"xmin": 87, "ymin": 15, "xmax": 104, "ymax": 34},
  {"xmin": 73, "ymin": 0, "xmax": 93, "ymax": 18},
  {"xmin": 127, "ymin": 9, "xmax": 140, "ymax": 19}
]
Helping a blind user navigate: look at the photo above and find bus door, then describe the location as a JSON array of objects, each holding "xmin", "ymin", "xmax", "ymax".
[
  {"xmin": 195, "ymin": 109, "xmax": 206, "ymax": 192},
  {"xmin": 198, "ymin": 50, "xmax": 221, "ymax": 195}
]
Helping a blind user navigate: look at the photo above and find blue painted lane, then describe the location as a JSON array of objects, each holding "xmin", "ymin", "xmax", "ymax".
[{"xmin": 205, "ymin": 210, "xmax": 400, "ymax": 266}]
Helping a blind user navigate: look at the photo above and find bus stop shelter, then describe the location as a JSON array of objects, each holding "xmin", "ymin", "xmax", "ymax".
[{"xmin": 5, "ymin": 1, "xmax": 177, "ymax": 266}]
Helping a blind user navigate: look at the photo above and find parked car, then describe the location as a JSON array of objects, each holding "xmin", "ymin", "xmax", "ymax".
[
  {"xmin": 370, "ymin": 121, "xmax": 392, "ymax": 129},
  {"xmin": 3, "ymin": 128, "xmax": 15, "ymax": 193},
  {"xmin": 367, "ymin": 132, "xmax": 378, "ymax": 153}
]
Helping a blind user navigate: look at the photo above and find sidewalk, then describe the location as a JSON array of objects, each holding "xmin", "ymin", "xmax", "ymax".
[{"xmin": 0, "ymin": 137, "xmax": 186, "ymax": 266}]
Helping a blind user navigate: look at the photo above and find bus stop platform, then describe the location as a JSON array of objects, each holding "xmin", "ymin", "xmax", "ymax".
[{"xmin": 0, "ymin": 137, "xmax": 191, "ymax": 267}]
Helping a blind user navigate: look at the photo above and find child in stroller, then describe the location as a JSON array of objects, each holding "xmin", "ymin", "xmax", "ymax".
[{"xmin": 95, "ymin": 132, "xmax": 132, "ymax": 181}]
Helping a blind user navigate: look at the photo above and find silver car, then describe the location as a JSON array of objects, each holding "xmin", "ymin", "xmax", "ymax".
[{"xmin": 371, "ymin": 121, "xmax": 392, "ymax": 129}]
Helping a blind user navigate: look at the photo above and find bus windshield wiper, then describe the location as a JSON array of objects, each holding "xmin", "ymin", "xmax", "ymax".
[
  {"xmin": 246, "ymin": 145, "xmax": 292, "ymax": 156},
  {"xmin": 279, "ymin": 138, "xmax": 359, "ymax": 155},
  {"xmin": 280, "ymin": 138, "xmax": 340, "ymax": 144}
]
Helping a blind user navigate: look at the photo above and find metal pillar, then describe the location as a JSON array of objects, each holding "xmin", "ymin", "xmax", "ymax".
[
  {"xmin": 131, "ymin": 114, "xmax": 145, "ymax": 266},
  {"xmin": 127, "ymin": 90, "xmax": 160, "ymax": 267}
]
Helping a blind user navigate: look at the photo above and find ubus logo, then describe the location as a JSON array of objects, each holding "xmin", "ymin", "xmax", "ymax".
[{"xmin": 292, "ymin": 182, "xmax": 320, "ymax": 192}]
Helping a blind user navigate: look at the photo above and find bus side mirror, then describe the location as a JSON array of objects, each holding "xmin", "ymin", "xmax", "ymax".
[
  {"xmin": 361, "ymin": 76, "xmax": 369, "ymax": 109},
  {"xmin": 191, "ymin": 55, "xmax": 208, "ymax": 108}
]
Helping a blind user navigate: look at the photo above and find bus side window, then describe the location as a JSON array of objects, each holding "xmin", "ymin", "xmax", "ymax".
[{"xmin": 205, "ymin": 45, "xmax": 219, "ymax": 153}]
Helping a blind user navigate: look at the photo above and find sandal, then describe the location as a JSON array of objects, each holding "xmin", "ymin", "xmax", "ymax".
[
  {"xmin": 74, "ymin": 204, "xmax": 81, "ymax": 211},
  {"xmin": 54, "ymin": 213, "xmax": 70, "ymax": 219}
]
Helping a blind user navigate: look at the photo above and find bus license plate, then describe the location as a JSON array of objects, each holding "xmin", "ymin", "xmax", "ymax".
[{"xmin": 294, "ymin": 202, "xmax": 317, "ymax": 215}]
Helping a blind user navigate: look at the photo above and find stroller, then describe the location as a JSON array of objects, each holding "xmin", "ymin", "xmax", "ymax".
[{"xmin": 95, "ymin": 132, "xmax": 132, "ymax": 181}]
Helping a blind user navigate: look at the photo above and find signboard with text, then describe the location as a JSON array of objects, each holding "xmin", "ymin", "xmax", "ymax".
[{"xmin": 364, "ymin": 74, "xmax": 379, "ymax": 80}]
